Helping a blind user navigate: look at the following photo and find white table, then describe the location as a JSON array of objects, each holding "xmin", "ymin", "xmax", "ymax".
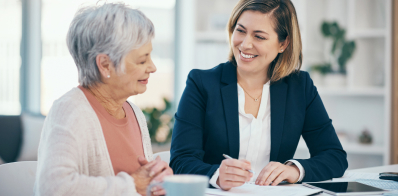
[{"xmin": 205, "ymin": 164, "xmax": 398, "ymax": 196}]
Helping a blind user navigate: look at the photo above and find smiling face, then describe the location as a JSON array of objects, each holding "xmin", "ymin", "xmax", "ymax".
[
  {"xmin": 232, "ymin": 10, "xmax": 285, "ymax": 75},
  {"xmin": 107, "ymin": 41, "xmax": 156, "ymax": 97}
]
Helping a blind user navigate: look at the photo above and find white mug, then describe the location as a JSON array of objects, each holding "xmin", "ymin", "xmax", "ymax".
[{"xmin": 147, "ymin": 174, "xmax": 209, "ymax": 196}]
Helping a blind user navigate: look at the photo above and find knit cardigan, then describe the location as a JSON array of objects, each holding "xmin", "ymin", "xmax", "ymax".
[{"xmin": 34, "ymin": 87, "xmax": 153, "ymax": 196}]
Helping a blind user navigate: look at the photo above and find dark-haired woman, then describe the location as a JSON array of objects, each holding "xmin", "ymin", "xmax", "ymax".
[{"xmin": 170, "ymin": 0, "xmax": 348, "ymax": 191}]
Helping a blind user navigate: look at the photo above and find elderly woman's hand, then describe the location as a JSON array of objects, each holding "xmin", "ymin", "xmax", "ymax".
[{"xmin": 131, "ymin": 156, "xmax": 173, "ymax": 196}]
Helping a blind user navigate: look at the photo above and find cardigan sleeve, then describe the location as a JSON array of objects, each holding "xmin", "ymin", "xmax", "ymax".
[
  {"xmin": 170, "ymin": 70, "xmax": 220, "ymax": 181},
  {"xmin": 34, "ymin": 94, "xmax": 141, "ymax": 196},
  {"xmin": 294, "ymin": 72, "xmax": 348, "ymax": 182}
]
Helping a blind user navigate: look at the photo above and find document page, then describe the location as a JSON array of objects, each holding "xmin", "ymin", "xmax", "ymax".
[
  {"xmin": 332, "ymin": 171, "xmax": 379, "ymax": 181},
  {"xmin": 206, "ymin": 183, "xmax": 322, "ymax": 196}
]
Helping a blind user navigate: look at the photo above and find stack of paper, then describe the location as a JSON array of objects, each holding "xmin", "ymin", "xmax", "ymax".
[{"xmin": 206, "ymin": 183, "xmax": 322, "ymax": 196}]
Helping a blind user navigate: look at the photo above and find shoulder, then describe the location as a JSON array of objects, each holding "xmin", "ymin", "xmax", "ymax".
[
  {"xmin": 50, "ymin": 87, "xmax": 92, "ymax": 114},
  {"xmin": 187, "ymin": 61, "xmax": 232, "ymax": 86},
  {"xmin": 45, "ymin": 87, "xmax": 98, "ymax": 132},
  {"xmin": 274, "ymin": 70, "xmax": 316, "ymax": 95},
  {"xmin": 281, "ymin": 70, "xmax": 318, "ymax": 101},
  {"xmin": 278, "ymin": 70, "xmax": 314, "ymax": 91},
  {"xmin": 282, "ymin": 70, "xmax": 311, "ymax": 84}
]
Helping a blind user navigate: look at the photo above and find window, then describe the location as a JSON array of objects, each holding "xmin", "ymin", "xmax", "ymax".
[{"xmin": 0, "ymin": 0, "xmax": 22, "ymax": 115}]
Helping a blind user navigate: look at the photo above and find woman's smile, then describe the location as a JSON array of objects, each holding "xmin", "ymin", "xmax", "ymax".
[{"xmin": 239, "ymin": 50, "xmax": 258, "ymax": 62}]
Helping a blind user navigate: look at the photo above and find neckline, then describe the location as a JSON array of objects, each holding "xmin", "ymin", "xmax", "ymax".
[
  {"xmin": 237, "ymin": 82, "xmax": 270, "ymax": 120},
  {"xmin": 78, "ymin": 86, "xmax": 130, "ymax": 126}
]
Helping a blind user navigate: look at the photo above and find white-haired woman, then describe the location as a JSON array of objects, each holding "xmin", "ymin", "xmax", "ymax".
[{"xmin": 34, "ymin": 3, "xmax": 172, "ymax": 196}]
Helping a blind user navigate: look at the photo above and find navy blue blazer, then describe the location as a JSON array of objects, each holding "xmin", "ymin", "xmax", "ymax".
[{"xmin": 170, "ymin": 61, "xmax": 348, "ymax": 183}]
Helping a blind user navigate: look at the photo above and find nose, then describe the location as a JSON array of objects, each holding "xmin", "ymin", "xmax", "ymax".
[
  {"xmin": 241, "ymin": 35, "xmax": 253, "ymax": 50},
  {"xmin": 147, "ymin": 58, "xmax": 157, "ymax": 73}
]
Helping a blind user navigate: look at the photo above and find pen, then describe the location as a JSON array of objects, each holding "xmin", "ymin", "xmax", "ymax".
[{"xmin": 223, "ymin": 154, "xmax": 255, "ymax": 174}]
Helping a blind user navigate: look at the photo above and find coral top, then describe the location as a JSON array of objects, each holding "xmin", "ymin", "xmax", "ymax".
[{"xmin": 79, "ymin": 86, "xmax": 145, "ymax": 175}]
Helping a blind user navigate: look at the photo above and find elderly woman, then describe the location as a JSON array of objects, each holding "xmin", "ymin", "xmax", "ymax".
[{"xmin": 34, "ymin": 3, "xmax": 172, "ymax": 196}]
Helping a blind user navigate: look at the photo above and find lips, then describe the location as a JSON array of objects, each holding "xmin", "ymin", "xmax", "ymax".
[
  {"xmin": 240, "ymin": 50, "xmax": 258, "ymax": 59},
  {"xmin": 138, "ymin": 78, "xmax": 148, "ymax": 84},
  {"xmin": 239, "ymin": 50, "xmax": 258, "ymax": 62}
]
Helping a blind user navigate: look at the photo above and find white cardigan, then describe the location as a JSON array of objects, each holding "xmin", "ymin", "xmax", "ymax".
[{"xmin": 34, "ymin": 87, "xmax": 153, "ymax": 196}]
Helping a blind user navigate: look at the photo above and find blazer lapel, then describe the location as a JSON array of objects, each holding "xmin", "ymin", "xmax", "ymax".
[
  {"xmin": 220, "ymin": 63, "xmax": 240, "ymax": 159},
  {"xmin": 269, "ymin": 79, "xmax": 288, "ymax": 162}
]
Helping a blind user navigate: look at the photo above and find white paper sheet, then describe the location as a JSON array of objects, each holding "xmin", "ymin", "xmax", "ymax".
[
  {"xmin": 332, "ymin": 172, "xmax": 380, "ymax": 181},
  {"xmin": 205, "ymin": 183, "xmax": 322, "ymax": 196}
]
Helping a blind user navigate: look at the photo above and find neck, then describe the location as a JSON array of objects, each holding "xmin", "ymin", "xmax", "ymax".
[
  {"xmin": 237, "ymin": 68, "xmax": 269, "ymax": 90},
  {"xmin": 86, "ymin": 84, "xmax": 127, "ymax": 119}
]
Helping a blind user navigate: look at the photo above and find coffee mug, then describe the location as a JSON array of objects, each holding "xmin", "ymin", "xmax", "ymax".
[{"xmin": 146, "ymin": 174, "xmax": 209, "ymax": 196}]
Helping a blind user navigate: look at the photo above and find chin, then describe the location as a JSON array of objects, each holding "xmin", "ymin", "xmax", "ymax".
[{"xmin": 136, "ymin": 87, "xmax": 147, "ymax": 95}]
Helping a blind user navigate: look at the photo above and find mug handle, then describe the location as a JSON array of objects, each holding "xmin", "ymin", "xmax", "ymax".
[{"xmin": 146, "ymin": 181, "xmax": 163, "ymax": 196}]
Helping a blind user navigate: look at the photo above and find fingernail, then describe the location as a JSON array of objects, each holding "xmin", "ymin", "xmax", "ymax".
[
  {"xmin": 151, "ymin": 187, "xmax": 157, "ymax": 192},
  {"xmin": 149, "ymin": 171, "xmax": 155, "ymax": 177}
]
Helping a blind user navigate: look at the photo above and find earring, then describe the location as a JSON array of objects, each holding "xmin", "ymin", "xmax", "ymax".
[
  {"xmin": 107, "ymin": 75, "xmax": 110, "ymax": 78},
  {"xmin": 281, "ymin": 49, "xmax": 283, "ymax": 52}
]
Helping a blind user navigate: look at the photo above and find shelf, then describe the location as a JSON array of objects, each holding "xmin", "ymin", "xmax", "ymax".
[
  {"xmin": 317, "ymin": 87, "xmax": 385, "ymax": 96},
  {"xmin": 196, "ymin": 31, "xmax": 228, "ymax": 43},
  {"xmin": 297, "ymin": 140, "xmax": 384, "ymax": 155},
  {"xmin": 348, "ymin": 29, "xmax": 386, "ymax": 39}
]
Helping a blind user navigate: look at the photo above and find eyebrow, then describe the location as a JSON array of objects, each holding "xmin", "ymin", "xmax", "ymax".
[
  {"xmin": 140, "ymin": 51, "xmax": 152, "ymax": 57},
  {"xmin": 237, "ymin": 23, "xmax": 269, "ymax": 35}
]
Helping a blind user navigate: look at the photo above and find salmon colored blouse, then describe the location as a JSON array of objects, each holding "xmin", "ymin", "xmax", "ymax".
[{"xmin": 79, "ymin": 86, "xmax": 145, "ymax": 175}]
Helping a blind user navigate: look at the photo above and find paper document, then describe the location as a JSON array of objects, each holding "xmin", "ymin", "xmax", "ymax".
[
  {"xmin": 332, "ymin": 172, "xmax": 380, "ymax": 181},
  {"xmin": 206, "ymin": 183, "xmax": 322, "ymax": 196}
]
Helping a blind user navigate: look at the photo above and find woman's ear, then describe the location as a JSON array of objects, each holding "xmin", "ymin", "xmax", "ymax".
[
  {"xmin": 279, "ymin": 36, "xmax": 290, "ymax": 53},
  {"xmin": 96, "ymin": 54, "xmax": 112, "ymax": 78}
]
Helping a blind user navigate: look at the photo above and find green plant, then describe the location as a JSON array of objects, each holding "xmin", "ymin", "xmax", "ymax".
[
  {"xmin": 142, "ymin": 98, "xmax": 174, "ymax": 144},
  {"xmin": 311, "ymin": 21, "xmax": 356, "ymax": 75}
]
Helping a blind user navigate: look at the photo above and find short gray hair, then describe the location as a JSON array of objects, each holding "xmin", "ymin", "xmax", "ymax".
[{"xmin": 67, "ymin": 3, "xmax": 155, "ymax": 87}]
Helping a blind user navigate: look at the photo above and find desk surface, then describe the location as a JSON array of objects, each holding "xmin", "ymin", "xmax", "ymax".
[{"xmin": 205, "ymin": 164, "xmax": 398, "ymax": 196}]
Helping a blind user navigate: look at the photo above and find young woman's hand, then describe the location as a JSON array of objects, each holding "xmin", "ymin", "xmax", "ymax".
[
  {"xmin": 217, "ymin": 159, "xmax": 253, "ymax": 190},
  {"xmin": 255, "ymin": 161, "xmax": 299, "ymax": 186}
]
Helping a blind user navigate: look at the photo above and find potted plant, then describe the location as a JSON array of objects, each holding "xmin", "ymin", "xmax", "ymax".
[
  {"xmin": 310, "ymin": 21, "xmax": 356, "ymax": 87},
  {"xmin": 142, "ymin": 98, "xmax": 174, "ymax": 145}
]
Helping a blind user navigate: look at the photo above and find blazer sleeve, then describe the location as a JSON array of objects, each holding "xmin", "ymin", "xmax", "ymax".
[
  {"xmin": 294, "ymin": 72, "xmax": 348, "ymax": 182},
  {"xmin": 170, "ymin": 70, "xmax": 220, "ymax": 180}
]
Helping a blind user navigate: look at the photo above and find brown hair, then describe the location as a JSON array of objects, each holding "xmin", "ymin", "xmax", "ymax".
[{"xmin": 227, "ymin": 0, "xmax": 302, "ymax": 82}]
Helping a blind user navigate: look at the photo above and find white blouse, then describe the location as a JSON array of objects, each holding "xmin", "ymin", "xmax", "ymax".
[{"xmin": 209, "ymin": 82, "xmax": 305, "ymax": 188}]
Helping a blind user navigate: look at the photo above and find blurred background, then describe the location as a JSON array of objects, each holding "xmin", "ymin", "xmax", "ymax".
[{"xmin": 0, "ymin": 0, "xmax": 397, "ymax": 170}]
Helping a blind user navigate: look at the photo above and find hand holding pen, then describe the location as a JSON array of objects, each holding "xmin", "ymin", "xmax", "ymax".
[
  {"xmin": 223, "ymin": 154, "xmax": 255, "ymax": 174},
  {"xmin": 216, "ymin": 154, "xmax": 254, "ymax": 191}
]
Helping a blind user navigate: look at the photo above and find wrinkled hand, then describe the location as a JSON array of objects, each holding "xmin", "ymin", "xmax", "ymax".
[
  {"xmin": 255, "ymin": 161, "xmax": 299, "ymax": 186},
  {"xmin": 217, "ymin": 159, "xmax": 253, "ymax": 191},
  {"xmin": 133, "ymin": 156, "xmax": 173, "ymax": 196},
  {"xmin": 131, "ymin": 157, "xmax": 158, "ymax": 196}
]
